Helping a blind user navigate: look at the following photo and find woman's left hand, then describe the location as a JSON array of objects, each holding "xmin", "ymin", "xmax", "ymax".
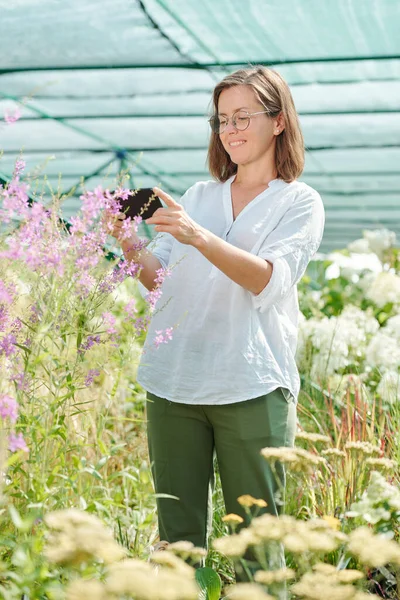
[{"xmin": 146, "ymin": 187, "xmax": 203, "ymax": 246}]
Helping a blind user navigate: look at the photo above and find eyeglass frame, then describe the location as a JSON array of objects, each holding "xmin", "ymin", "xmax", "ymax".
[{"xmin": 208, "ymin": 108, "xmax": 278, "ymax": 134}]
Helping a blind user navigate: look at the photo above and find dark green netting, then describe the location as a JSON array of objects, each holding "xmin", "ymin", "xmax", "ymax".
[{"xmin": 1, "ymin": 0, "xmax": 400, "ymax": 250}]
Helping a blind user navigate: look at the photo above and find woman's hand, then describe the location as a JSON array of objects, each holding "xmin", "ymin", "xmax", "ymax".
[
  {"xmin": 146, "ymin": 187, "xmax": 203, "ymax": 246},
  {"xmin": 104, "ymin": 211, "xmax": 138, "ymax": 245}
]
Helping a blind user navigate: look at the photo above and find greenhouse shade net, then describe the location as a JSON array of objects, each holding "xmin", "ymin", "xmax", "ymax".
[{"xmin": 1, "ymin": 0, "xmax": 400, "ymax": 251}]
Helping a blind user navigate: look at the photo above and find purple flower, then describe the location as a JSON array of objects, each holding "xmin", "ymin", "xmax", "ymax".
[
  {"xmin": 84, "ymin": 369, "xmax": 100, "ymax": 387},
  {"xmin": 11, "ymin": 372, "xmax": 30, "ymax": 392},
  {"xmin": 0, "ymin": 306, "xmax": 9, "ymax": 332},
  {"xmin": 0, "ymin": 394, "xmax": 18, "ymax": 423},
  {"xmin": 0, "ymin": 333, "xmax": 17, "ymax": 357},
  {"xmin": 133, "ymin": 316, "xmax": 149, "ymax": 335},
  {"xmin": 8, "ymin": 432, "xmax": 28, "ymax": 453},
  {"xmin": 78, "ymin": 334, "xmax": 101, "ymax": 354}
]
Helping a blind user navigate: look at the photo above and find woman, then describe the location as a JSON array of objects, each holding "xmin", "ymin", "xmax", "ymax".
[{"xmin": 111, "ymin": 66, "xmax": 324, "ymax": 571}]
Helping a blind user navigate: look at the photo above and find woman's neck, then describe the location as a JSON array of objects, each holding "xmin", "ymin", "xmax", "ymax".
[{"xmin": 234, "ymin": 160, "xmax": 278, "ymax": 189}]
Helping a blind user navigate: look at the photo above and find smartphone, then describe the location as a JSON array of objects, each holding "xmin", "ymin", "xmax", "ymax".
[{"xmin": 116, "ymin": 188, "xmax": 163, "ymax": 220}]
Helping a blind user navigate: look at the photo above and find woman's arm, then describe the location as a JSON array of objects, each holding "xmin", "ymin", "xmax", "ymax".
[
  {"xmin": 107, "ymin": 216, "xmax": 162, "ymax": 291},
  {"xmin": 120, "ymin": 236, "xmax": 163, "ymax": 291}
]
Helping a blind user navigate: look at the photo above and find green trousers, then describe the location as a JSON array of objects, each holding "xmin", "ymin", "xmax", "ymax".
[{"xmin": 146, "ymin": 388, "xmax": 297, "ymax": 552}]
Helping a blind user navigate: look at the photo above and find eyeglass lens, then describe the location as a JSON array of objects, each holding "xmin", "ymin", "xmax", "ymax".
[{"xmin": 210, "ymin": 110, "xmax": 250, "ymax": 134}]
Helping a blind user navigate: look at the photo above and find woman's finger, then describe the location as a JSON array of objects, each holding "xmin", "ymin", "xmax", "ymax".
[{"xmin": 153, "ymin": 186, "xmax": 180, "ymax": 208}]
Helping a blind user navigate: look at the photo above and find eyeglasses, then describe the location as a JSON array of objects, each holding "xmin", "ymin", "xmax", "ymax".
[{"xmin": 208, "ymin": 109, "xmax": 271, "ymax": 134}]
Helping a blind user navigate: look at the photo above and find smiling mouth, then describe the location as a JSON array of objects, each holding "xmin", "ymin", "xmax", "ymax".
[{"xmin": 229, "ymin": 140, "xmax": 246, "ymax": 147}]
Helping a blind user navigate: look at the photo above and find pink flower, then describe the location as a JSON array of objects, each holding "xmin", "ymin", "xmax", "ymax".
[
  {"xmin": 102, "ymin": 311, "xmax": 117, "ymax": 335},
  {"xmin": 8, "ymin": 432, "xmax": 28, "ymax": 453},
  {"xmin": 146, "ymin": 286, "xmax": 163, "ymax": 311},
  {"xmin": 154, "ymin": 267, "xmax": 172, "ymax": 285},
  {"xmin": 154, "ymin": 327, "xmax": 174, "ymax": 349},
  {"xmin": 124, "ymin": 298, "xmax": 137, "ymax": 319},
  {"xmin": 0, "ymin": 280, "xmax": 15, "ymax": 304},
  {"xmin": 0, "ymin": 394, "xmax": 18, "ymax": 423},
  {"xmin": 133, "ymin": 215, "xmax": 142, "ymax": 232},
  {"xmin": 4, "ymin": 107, "xmax": 22, "ymax": 124}
]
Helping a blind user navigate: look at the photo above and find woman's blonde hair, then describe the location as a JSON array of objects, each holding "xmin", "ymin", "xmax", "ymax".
[{"xmin": 207, "ymin": 66, "xmax": 304, "ymax": 183}]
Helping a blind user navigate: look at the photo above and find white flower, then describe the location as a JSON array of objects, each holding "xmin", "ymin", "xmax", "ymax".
[
  {"xmin": 348, "ymin": 238, "xmax": 371, "ymax": 254},
  {"xmin": 377, "ymin": 370, "xmax": 400, "ymax": 404},
  {"xmin": 325, "ymin": 251, "xmax": 382, "ymax": 281},
  {"xmin": 366, "ymin": 272, "xmax": 400, "ymax": 308},
  {"xmin": 366, "ymin": 333, "xmax": 400, "ymax": 370},
  {"xmin": 363, "ymin": 228, "xmax": 396, "ymax": 258},
  {"xmin": 385, "ymin": 315, "xmax": 400, "ymax": 340},
  {"xmin": 347, "ymin": 471, "xmax": 400, "ymax": 525}
]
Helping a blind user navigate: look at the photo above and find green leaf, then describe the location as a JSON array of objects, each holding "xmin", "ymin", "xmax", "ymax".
[{"xmin": 195, "ymin": 567, "xmax": 221, "ymax": 600}]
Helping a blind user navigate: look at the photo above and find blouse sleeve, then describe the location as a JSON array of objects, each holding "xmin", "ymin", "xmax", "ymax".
[{"xmin": 251, "ymin": 188, "xmax": 325, "ymax": 313}]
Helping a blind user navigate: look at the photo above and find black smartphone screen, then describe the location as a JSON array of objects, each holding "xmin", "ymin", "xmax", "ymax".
[{"xmin": 117, "ymin": 188, "xmax": 163, "ymax": 220}]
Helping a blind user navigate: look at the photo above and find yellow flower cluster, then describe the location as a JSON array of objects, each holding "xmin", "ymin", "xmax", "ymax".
[
  {"xmin": 254, "ymin": 567, "xmax": 295, "ymax": 585},
  {"xmin": 295, "ymin": 432, "xmax": 331, "ymax": 444},
  {"xmin": 291, "ymin": 565, "xmax": 380, "ymax": 600},
  {"xmin": 348, "ymin": 527, "xmax": 400, "ymax": 567},
  {"xmin": 44, "ymin": 508, "xmax": 126, "ymax": 565},
  {"xmin": 321, "ymin": 448, "xmax": 346, "ymax": 458},
  {"xmin": 365, "ymin": 457, "xmax": 396, "ymax": 471},
  {"xmin": 344, "ymin": 441, "xmax": 381, "ymax": 456},
  {"xmin": 167, "ymin": 540, "xmax": 207, "ymax": 562},
  {"xmin": 222, "ymin": 513, "xmax": 244, "ymax": 527},
  {"xmin": 66, "ymin": 557, "xmax": 199, "ymax": 600},
  {"xmin": 260, "ymin": 447, "xmax": 327, "ymax": 473},
  {"xmin": 213, "ymin": 513, "xmax": 347, "ymax": 558},
  {"xmin": 238, "ymin": 495, "xmax": 268, "ymax": 508},
  {"xmin": 225, "ymin": 582, "xmax": 275, "ymax": 599}
]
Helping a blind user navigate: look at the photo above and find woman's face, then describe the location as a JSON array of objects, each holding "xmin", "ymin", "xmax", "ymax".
[{"xmin": 217, "ymin": 84, "xmax": 280, "ymax": 168}]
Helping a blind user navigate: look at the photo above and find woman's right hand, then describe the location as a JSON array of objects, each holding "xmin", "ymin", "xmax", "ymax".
[{"xmin": 104, "ymin": 211, "xmax": 133, "ymax": 243}]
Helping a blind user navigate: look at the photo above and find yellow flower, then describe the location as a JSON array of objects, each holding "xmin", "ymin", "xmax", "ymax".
[
  {"xmin": 321, "ymin": 448, "xmax": 346, "ymax": 458},
  {"xmin": 168, "ymin": 541, "xmax": 207, "ymax": 561},
  {"xmin": 348, "ymin": 527, "xmax": 400, "ymax": 567},
  {"xmin": 254, "ymin": 567, "xmax": 295, "ymax": 585},
  {"xmin": 261, "ymin": 447, "xmax": 327, "ymax": 474},
  {"xmin": 212, "ymin": 529, "xmax": 255, "ymax": 558},
  {"xmin": 345, "ymin": 441, "xmax": 380, "ymax": 456},
  {"xmin": 226, "ymin": 583, "xmax": 275, "ymax": 600},
  {"xmin": 222, "ymin": 513, "xmax": 244, "ymax": 526},
  {"xmin": 295, "ymin": 432, "xmax": 331, "ymax": 444},
  {"xmin": 66, "ymin": 579, "xmax": 106, "ymax": 600},
  {"xmin": 291, "ymin": 572, "xmax": 356, "ymax": 600},
  {"xmin": 44, "ymin": 508, "xmax": 125, "ymax": 566},
  {"xmin": 365, "ymin": 457, "xmax": 396, "ymax": 471},
  {"xmin": 336, "ymin": 569, "xmax": 364, "ymax": 584},
  {"xmin": 106, "ymin": 559, "xmax": 198, "ymax": 599},
  {"xmin": 150, "ymin": 550, "xmax": 194, "ymax": 577},
  {"xmin": 237, "ymin": 495, "xmax": 267, "ymax": 508},
  {"xmin": 322, "ymin": 515, "xmax": 340, "ymax": 530}
]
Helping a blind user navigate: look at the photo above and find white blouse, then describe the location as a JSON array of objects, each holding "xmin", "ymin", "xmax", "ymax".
[{"xmin": 136, "ymin": 175, "xmax": 325, "ymax": 405}]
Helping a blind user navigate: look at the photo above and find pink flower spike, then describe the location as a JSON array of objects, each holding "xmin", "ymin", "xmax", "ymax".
[
  {"xmin": 0, "ymin": 394, "xmax": 18, "ymax": 423},
  {"xmin": 4, "ymin": 107, "xmax": 22, "ymax": 124},
  {"xmin": 102, "ymin": 311, "xmax": 117, "ymax": 335},
  {"xmin": 153, "ymin": 327, "xmax": 174, "ymax": 348},
  {"xmin": 8, "ymin": 432, "xmax": 29, "ymax": 453}
]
